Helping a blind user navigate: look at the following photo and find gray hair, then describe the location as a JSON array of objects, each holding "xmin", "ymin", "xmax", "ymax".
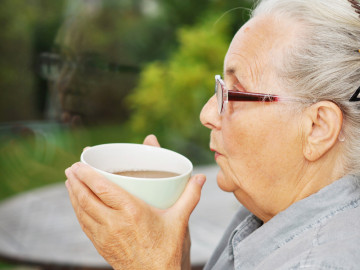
[{"xmin": 252, "ymin": 0, "xmax": 360, "ymax": 175}]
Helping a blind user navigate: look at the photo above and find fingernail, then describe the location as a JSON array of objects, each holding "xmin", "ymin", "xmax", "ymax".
[
  {"xmin": 65, "ymin": 180, "xmax": 70, "ymax": 189},
  {"xmin": 195, "ymin": 175, "xmax": 206, "ymax": 187}
]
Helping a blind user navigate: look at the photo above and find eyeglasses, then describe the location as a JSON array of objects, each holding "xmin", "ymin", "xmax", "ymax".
[{"xmin": 215, "ymin": 75, "xmax": 302, "ymax": 114}]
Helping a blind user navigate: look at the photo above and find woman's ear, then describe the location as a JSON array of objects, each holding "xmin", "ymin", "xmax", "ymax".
[{"xmin": 302, "ymin": 101, "xmax": 343, "ymax": 162}]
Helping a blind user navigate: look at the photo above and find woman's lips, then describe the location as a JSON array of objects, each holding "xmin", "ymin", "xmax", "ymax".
[{"xmin": 210, "ymin": 148, "xmax": 221, "ymax": 160}]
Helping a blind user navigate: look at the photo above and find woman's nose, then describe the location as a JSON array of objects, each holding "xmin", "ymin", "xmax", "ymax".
[{"xmin": 200, "ymin": 95, "xmax": 221, "ymax": 130}]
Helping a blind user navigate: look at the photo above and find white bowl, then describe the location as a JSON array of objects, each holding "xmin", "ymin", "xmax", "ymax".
[{"xmin": 81, "ymin": 143, "xmax": 193, "ymax": 209}]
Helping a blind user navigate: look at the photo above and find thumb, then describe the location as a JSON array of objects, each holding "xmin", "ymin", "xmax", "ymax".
[
  {"xmin": 171, "ymin": 174, "xmax": 206, "ymax": 220},
  {"xmin": 143, "ymin": 134, "xmax": 161, "ymax": 147}
]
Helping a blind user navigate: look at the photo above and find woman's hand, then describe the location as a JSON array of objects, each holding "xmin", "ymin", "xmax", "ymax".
[{"xmin": 65, "ymin": 135, "xmax": 206, "ymax": 270}]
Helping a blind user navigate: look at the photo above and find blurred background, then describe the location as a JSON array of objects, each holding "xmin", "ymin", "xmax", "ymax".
[{"xmin": 0, "ymin": 0, "xmax": 252, "ymax": 268}]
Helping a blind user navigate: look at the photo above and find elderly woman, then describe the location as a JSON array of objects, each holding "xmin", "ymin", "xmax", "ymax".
[{"xmin": 65, "ymin": 0, "xmax": 360, "ymax": 269}]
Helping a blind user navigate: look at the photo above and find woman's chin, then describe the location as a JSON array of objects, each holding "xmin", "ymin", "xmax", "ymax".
[{"xmin": 216, "ymin": 169, "xmax": 234, "ymax": 192}]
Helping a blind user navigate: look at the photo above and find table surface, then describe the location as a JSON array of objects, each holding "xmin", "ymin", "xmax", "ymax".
[{"xmin": 0, "ymin": 164, "xmax": 239, "ymax": 268}]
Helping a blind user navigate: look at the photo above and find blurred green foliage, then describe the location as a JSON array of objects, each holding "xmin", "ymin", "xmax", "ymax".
[
  {"xmin": 0, "ymin": 124, "xmax": 134, "ymax": 200},
  {"xmin": 0, "ymin": 0, "xmax": 66, "ymax": 121},
  {"xmin": 127, "ymin": 13, "xmax": 232, "ymax": 158},
  {"xmin": 0, "ymin": 0, "xmax": 253, "ymax": 202}
]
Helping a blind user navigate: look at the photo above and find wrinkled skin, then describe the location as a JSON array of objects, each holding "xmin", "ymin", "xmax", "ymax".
[{"xmin": 65, "ymin": 135, "xmax": 205, "ymax": 269}]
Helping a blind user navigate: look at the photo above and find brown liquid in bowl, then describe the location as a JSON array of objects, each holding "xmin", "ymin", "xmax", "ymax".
[{"xmin": 113, "ymin": 170, "xmax": 180, "ymax": 178}]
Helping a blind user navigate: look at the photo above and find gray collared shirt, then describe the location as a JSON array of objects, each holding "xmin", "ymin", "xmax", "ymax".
[{"xmin": 204, "ymin": 174, "xmax": 360, "ymax": 269}]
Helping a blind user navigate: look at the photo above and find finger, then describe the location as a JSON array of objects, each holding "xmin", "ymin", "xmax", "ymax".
[
  {"xmin": 65, "ymin": 167, "xmax": 110, "ymax": 224},
  {"xmin": 69, "ymin": 162, "xmax": 140, "ymax": 209},
  {"xmin": 170, "ymin": 174, "xmax": 206, "ymax": 221},
  {"xmin": 65, "ymin": 178, "xmax": 100, "ymax": 237},
  {"xmin": 65, "ymin": 179, "xmax": 110, "ymax": 258},
  {"xmin": 143, "ymin": 134, "xmax": 161, "ymax": 147}
]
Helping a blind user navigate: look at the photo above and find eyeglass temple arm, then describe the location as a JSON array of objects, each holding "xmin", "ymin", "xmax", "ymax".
[{"xmin": 228, "ymin": 90, "xmax": 280, "ymax": 102}]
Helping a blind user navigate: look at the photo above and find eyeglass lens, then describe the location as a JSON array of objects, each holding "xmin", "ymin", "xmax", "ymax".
[
  {"xmin": 215, "ymin": 78, "xmax": 226, "ymax": 114},
  {"xmin": 215, "ymin": 79, "xmax": 221, "ymax": 114}
]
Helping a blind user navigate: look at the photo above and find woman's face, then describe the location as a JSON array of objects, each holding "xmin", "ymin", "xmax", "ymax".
[{"xmin": 200, "ymin": 15, "xmax": 305, "ymax": 220}]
